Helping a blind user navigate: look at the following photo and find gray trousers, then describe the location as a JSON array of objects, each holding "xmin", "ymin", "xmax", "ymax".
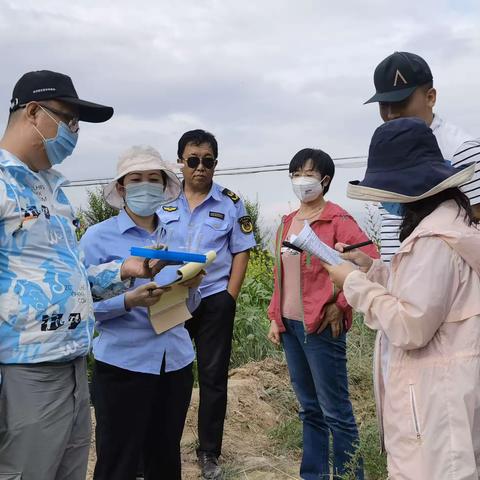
[{"xmin": 0, "ymin": 357, "xmax": 91, "ymax": 480}]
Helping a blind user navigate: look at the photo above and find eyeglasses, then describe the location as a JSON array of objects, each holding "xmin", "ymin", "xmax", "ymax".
[
  {"xmin": 38, "ymin": 104, "xmax": 80, "ymax": 133},
  {"xmin": 183, "ymin": 156, "xmax": 216, "ymax": 170},
  {"xmin": 17, "ymin": 102, "xmax": 80, "ymax": 133},
  {"xmin": 289, "ymin": 171, "xmax": 323, "ymax": 179}
]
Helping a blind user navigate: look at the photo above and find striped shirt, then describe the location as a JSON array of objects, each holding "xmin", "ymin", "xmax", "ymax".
[{"xmin": 379, "ymin": 115, "xmax": 480, "ymax": 262}]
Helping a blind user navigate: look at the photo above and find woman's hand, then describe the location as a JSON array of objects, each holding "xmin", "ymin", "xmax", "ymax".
[
  {"xmin": 335, "ymin": 243, "xmax": 374, "ymax": 273},
  {"xmin": 179, "ymin": 272, "xmax": 205, "ymax": 289},
  {"xmin": 121, "ymin": 257, "xmax": 169, "ymax": 280},
  {"xmin": 124, "ymin": 282, "xmax": 169, "ymax": 309},
  {"xmin": 316, "ymin": 303, "xmax": 343, "ymax": 338},
  {"xmin": 267, "ymin": 321, "xmax": 282, "ymax": 346},
  {"xmin": 321, "ymin": 261, "xmax": 357, "ymax": 290}
]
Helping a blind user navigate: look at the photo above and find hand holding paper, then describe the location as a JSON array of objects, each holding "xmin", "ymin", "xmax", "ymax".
[
  {"xmin": 124, "ymin": 282, "xmax": 169, "ymax": 309},
  {"xmin": 148, "ymin": 250, "xmax": 217, "ymax": 334},
  {"xmin": 335, "ymin": 242, "xmax": 374, "ymax": 273},
  {"xmin": 321, "ymin": 261, "xmax": 357, "ymax": 290},
  {"xmin": 289, "ymin": 221, "xmax": 344, "ymax": 265}
]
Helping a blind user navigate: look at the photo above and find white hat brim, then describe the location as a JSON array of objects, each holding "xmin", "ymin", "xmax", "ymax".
[
  {"xmin": 347, "ymin": 163, "xmax": 475, "ymax": 203},
  {"xmin": 103, "ymin": 166, "xmax": 182, "ymax": 209}
]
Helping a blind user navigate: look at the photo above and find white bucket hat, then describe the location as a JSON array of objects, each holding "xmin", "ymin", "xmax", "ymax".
[{"xmin": 103, "ymin": 145, "xmax": 182, "ymax": 209}]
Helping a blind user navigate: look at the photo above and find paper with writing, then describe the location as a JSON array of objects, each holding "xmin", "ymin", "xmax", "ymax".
[{"xmin": 289, "ymin": 221, "xmax": 343, "ymax": 265}]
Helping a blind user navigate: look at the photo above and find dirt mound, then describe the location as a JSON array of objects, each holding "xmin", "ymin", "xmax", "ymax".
[{"xmin": 88, "ymin": 358, "xmax": 300, "ymax": 479}]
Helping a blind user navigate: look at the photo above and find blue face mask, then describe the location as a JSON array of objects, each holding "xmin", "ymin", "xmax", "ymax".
[
  {"xmin": 125, "ymin": 182, "xmax": 167, "ymax": 217},
  {"xmin": 43, "ymin": 122, "xmax": 78, "ymax": 166},
  {"xmin": 380, "ymin": 201, "xmax": 405, "ymax": 217},
  {"xmin": 34, "ymin": 112, "xmax": 78, "ymax": 166}
]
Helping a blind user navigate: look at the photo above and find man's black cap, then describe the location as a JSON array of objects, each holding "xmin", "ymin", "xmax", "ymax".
[
  {"xmin": 364, "ymin": 52, "xmax": 433, "ymax": 104},
  {"xmin": 9, "ymin": 70, "xmax": 114, "ymax": 122}
]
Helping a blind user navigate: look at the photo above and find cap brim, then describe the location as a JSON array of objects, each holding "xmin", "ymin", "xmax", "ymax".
[
  {"xmin": 364, "ymin": 86, "xmax": 417, "ymax": 104},
  {"xmin": 347, "ymin": 163, "xmax": 476, "ymax": 203},
  {"xmin": 57, "ymin": 96, "xmax": 114, "ymax": 123}
]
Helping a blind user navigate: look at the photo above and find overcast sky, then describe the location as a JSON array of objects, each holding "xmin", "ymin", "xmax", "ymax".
[{"xmin": 0, "ymin": 0, "xmax": 479, "ymax": 232}]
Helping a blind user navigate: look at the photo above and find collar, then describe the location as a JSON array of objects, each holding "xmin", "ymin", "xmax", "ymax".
[
  {"xmin": 210, "ymin": 182, "xmax": 223, "ymax": 202},
  {"xmin": 0, "ymin": 148, "xmax": 69, "ymax": 190},
  {"xmin": 180, "ymin": 181, "xmax": 223, "ymax": 203},
  {"xmin": 117, "ymin": 208, "xmax": 161, "ymax": 235},
  {"xmin": 283, "ymin": 201, "xmax": 348, "ymax": 227},
  {"xmin": 430, "ymin": 113, "xmax": 442, "ymax": 133},
  {"xmin": 395, "ymin": 200, "xmax": 469, "ymax": 257}
]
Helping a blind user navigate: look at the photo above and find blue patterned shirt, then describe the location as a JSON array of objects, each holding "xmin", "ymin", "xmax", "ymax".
[{"xmin": 0, "ymin": 150, "xmax": 126, "ymax": 364}]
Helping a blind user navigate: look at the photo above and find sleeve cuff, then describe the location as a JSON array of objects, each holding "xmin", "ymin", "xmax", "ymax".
[
  {"xmin": 93, "ymin": 293, "xmax": 129, "ymax": 322},
  {"xmin": 343, "ymin": 269, "xmax": 367, "ymax": 309}
]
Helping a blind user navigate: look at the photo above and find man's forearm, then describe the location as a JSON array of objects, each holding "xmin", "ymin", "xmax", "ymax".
[{"xmin": 227, "ymin": 250, "xmax": 250, "ymax": 299}]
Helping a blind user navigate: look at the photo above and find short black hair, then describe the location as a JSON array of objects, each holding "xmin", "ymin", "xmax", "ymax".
[
  {"xmin": 177, "ymin": 129, "xmax": 218, "ymax": 159},
  {"xmin": 288, "ymin": 148, "xmax": 335, "ymax": 194},
  {"xmin": 420, "ymin": 80, "xmax": 434, "ymax": 92}
]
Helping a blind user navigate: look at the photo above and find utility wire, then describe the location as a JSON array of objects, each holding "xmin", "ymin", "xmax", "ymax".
[{"xmin": 63, "ymin": 156, "xmax": 367, "ymax": 188}]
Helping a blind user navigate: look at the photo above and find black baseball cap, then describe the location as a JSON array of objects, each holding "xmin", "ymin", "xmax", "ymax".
[
  {"xmin": 364, "ymin": 52, "xmax": 433, "ymax": 104},
  {"xmin": 9, "ymin": 70, "xmax": 114, "ymax": 122}
]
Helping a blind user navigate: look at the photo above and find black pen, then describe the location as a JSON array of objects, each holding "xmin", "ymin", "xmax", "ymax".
[
  {"xmin": 282, "ymin": 241, "xmax": 303, "ymax": 253},
  {"xmin": 342, "ymin": 240, "xmax": 374, "ymax": 252}
]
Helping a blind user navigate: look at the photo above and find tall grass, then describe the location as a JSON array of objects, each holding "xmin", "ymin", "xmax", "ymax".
[{"xmin": 230, "ymin": 249, "xmax": 281, "ymax": 368}]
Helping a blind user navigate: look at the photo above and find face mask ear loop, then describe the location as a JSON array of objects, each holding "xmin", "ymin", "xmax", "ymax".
[
  {"xmin": 320, "ymin": 175, "xmax": 329, "ymax": 190},
  {"xmin": 38, "ymin": 105, "xmax": 60, "ymax": 127},
  {"xmin": 32, "ymin": 124, "xmax": 46, "ymax": 141}
]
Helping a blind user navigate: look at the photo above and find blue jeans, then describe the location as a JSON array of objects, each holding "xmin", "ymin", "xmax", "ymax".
[{"xmin": 282, "ymin": 319, "xmax": 364, "ymax": 480}]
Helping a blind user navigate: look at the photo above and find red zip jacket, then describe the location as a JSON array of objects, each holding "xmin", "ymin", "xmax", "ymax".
[{"xmin": 267, "ymin": 201, "xmax": 379, "ymax": 333}]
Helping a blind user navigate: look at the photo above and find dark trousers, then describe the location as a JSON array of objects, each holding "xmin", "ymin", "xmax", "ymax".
[
  {"xmin": 186, "ymin": 289, "xmax": 236, "ymax": 457},
  {"xmin": 92, "ymin": 359, "xmax": 193, "ymax": 480}
]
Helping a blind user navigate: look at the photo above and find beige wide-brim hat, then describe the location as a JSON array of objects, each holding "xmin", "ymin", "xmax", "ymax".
[{"xmin": 103, "ymin": 145, "xmax": 182, "ymax": 209}]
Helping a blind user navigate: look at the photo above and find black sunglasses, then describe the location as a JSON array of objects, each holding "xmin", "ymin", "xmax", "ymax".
[{"xmin": 184, "ymin": 156, "xmax": 216, "ymax": 170}]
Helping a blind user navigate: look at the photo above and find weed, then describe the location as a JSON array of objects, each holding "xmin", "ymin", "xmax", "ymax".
[{"xmin": 230, "ymin": 249, "xmax": 281, "ymax": 368}]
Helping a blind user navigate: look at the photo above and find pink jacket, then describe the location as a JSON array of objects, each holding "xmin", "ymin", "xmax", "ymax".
[
  {"xmin": 268, "ymin": 201, "xmax": 379, "ymax": 333},
  {"xmin": 344, "ymin": 201, "xmax": 480, "ymax": 480}
]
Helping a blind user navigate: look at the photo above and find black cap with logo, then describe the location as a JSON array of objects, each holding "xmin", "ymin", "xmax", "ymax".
[
  {"xmin": 9, "ymin": 70, "xmax": 114, "ymax": 122},
  {"xmin": 364, "ymin": 52, "xmax": 433, "ymax": 104}
]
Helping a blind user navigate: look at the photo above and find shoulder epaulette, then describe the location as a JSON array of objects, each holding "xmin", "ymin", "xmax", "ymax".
[{"xmin": 222, "ymin": 188, "xmax": 240, "ymax": 204}]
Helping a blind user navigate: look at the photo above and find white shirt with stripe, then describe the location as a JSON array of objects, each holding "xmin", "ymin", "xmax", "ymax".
[{"xmin": 379, "ymin": 114, "xmax": 480, "ymax": 262}]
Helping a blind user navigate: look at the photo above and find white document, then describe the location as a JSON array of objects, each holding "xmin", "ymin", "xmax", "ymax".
[{"xmin": 289, "ymin": 221, "xmax": 344, "ymax": 265}]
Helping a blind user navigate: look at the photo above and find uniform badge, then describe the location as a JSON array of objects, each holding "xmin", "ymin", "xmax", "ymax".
[
  {"xmin": 162, "ymin": 206, "xmax": 178, "ymax": 212},
  {"xmin": 209, "ymin": 211, "xmax": 225, "ymax": 220},
  {"xmin": 238, "ymin": 215, "xmax": 253, "ymax": 234},
  {"xmin": 222, "ymin": 188, "xmax": 239, "ymax": 204}
]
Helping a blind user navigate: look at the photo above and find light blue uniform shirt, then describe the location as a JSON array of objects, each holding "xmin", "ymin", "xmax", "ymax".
[
  {"xmin": 80, "ymin": 209, "xmax": 198, "ymax": 374},
  {"xmin": 157, "ymin": 182, "xmax": 256, "ymax": 298}
]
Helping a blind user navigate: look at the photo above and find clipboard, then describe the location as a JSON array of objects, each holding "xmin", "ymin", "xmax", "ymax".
[{"xmin": 148, "ymin": 250, "xmax": 217, "ymax": 334}]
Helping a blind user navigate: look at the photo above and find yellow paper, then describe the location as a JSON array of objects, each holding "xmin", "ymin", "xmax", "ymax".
[
  {"xmin": 148, "ymin": 250, "xmax": 217, "ymax": 334},
  {"xmin": 168, "ymin": 250, "xmax": 217, "ymax": 286},
  {"xmin": 150, "ymin": 301, "xmax": 192, "ymax": 334},
  {"xmin": 151, "ymin": 285, "xmax": 189, "ymax": 314}
]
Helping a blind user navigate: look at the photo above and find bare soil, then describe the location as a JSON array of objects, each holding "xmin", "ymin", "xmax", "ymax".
[{"xmin": 87, "ymin": 358, "xmax": 300, "ymax": 479}]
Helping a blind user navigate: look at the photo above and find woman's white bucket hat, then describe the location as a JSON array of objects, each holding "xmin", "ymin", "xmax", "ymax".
[{"xmin": 103, "ymin": 145, "xmax": 182, "ymax": 209}]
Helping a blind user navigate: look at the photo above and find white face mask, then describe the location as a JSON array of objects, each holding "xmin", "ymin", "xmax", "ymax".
[{"xmin": 291, "ymin": 176, "xmax": 325, "ymax": 203}]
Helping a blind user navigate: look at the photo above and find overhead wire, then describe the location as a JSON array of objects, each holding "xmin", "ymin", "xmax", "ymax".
[{"xmin": 63, "ymin": 156, "xmax": 367, "ymax": 188}]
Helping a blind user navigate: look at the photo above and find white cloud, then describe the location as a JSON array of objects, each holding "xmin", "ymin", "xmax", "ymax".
[{"xmin": 0, "ymin": 0, "xmax": 478, "ymax": 231}]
